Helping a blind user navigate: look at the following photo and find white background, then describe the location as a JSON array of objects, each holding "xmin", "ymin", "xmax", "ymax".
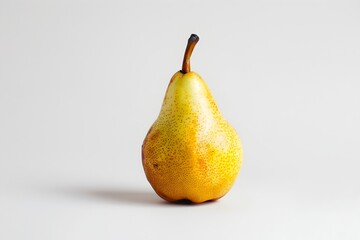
[{"xmin": 1, "ymin": 0, "xmax": 360, "ymax": 239}]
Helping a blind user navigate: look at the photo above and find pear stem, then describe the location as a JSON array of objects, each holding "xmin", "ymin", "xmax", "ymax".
[{"xmin": 181, "ymin": 34, "xmax": 200, "ymax": 73}]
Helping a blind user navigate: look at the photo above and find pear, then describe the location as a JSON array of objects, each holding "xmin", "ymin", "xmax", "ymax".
[{"xmin": 142, "ymin": 34, "xmax": 242, "ymax": 203}]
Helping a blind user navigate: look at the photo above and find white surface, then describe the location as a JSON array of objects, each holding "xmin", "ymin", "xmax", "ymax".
[{"xmin": 1, "ymin": 0, "xmax": 360, "ymax": 239}]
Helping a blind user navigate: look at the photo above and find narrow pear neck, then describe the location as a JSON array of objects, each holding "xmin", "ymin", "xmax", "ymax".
[{"xmin": 159, "ymin": 72, "xmax": 220, "ymax": 121}]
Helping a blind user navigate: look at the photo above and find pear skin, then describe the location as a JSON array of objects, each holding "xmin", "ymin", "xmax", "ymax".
[{"xmin": 142, "ymin": 34, "xmax": 242, "ymax": 203}]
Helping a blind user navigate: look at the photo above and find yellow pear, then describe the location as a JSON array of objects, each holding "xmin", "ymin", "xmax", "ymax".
[{"xmin": 142, "ymin": 34, "xmax": 242, "ymax": 203}]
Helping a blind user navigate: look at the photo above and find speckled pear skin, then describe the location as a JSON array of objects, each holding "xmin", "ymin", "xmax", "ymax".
[{"xmin": 142, "ymin": 71, "xmax": 242, "ymax": 203}]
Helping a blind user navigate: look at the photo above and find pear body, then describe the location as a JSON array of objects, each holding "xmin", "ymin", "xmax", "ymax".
[{"xmin": 142, "ymin": 71, "xmax": 242, "ymax": 203}]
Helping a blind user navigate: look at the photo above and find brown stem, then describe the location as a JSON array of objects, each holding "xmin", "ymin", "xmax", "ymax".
[{"xmin": 181, "ymin": 34, "xmax": 199, "ymax": 73}]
